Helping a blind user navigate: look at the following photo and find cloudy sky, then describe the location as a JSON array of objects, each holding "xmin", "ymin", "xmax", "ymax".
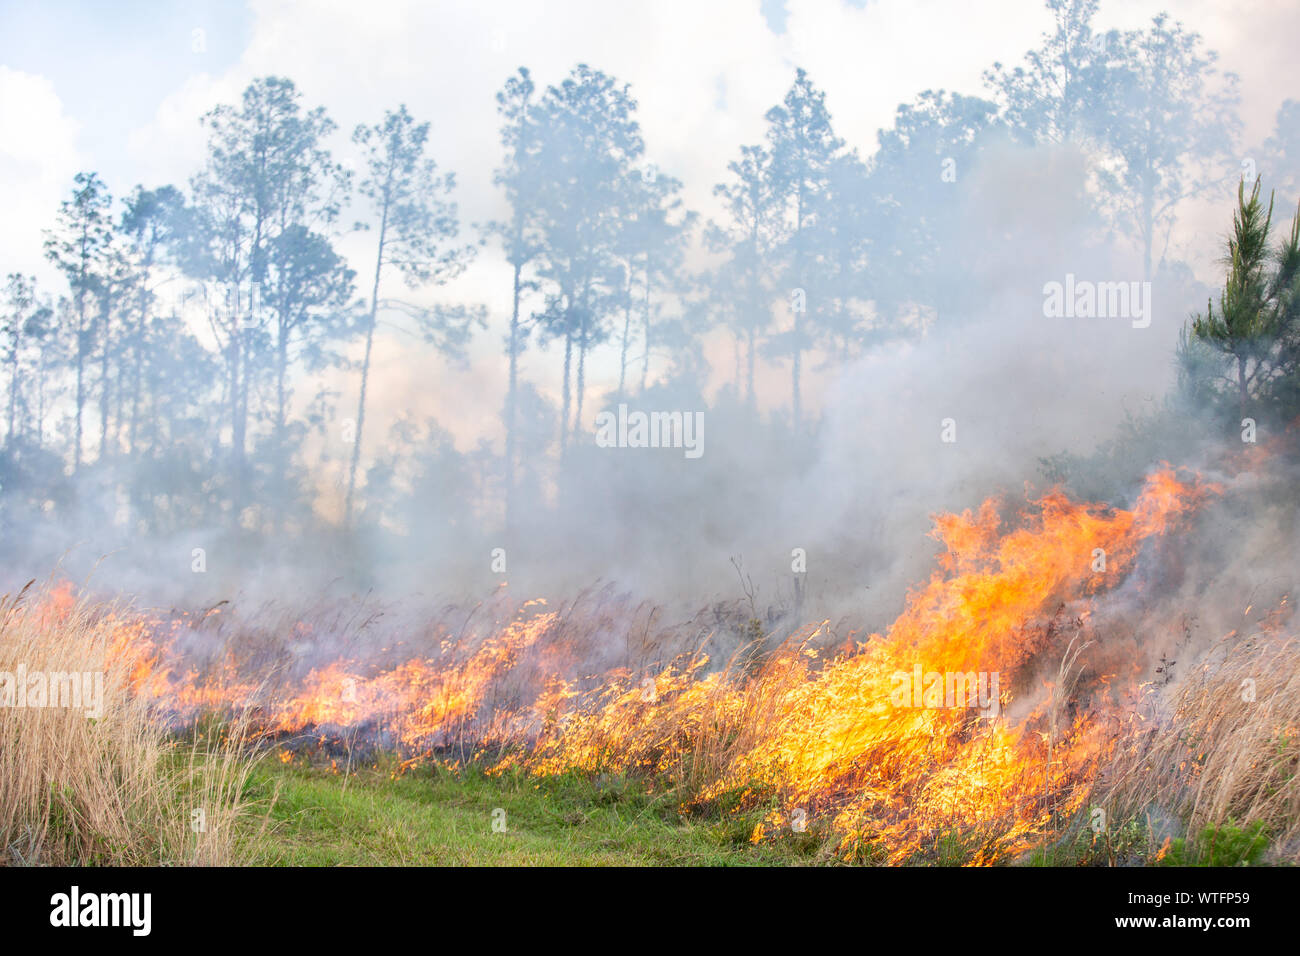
[{"xmin": 2, "ymin": 0, "xmax": 1296, "ymax": 451}]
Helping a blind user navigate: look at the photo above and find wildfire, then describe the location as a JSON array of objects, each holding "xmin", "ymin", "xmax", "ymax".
[
  {"xmin": 102, "ymin": 601, "xmax": 561, "ymax": 751},
  {"xmin": 35, "ymin": 465, "xmax": 1218, "ymax": 864},
  {"xmin": 512, "ymin": 466, "xmax": 1219, "ymax": 861}
]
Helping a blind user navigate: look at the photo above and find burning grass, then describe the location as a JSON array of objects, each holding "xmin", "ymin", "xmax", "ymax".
[
  {"xmin": 8, "ymin": 462, "xmax": 1299, "ymax": 866},
  {"xmin": 493, "ymin": 466, "xmax": 1246, "ymax": 864}
]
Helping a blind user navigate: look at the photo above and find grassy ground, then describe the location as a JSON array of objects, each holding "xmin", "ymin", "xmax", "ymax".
[
  {"xmin": 241, "ymin": 752, "xmax": 822, "ymax": 866},
  {"xmin": 239, "ymin": 753, "xmax": 1288, "ymax": 867}
]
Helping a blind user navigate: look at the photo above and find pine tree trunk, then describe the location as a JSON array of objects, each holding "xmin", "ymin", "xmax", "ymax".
[
  {"xmin": 504, "ymin": 254, "xmax": 523, "ymax": 535},
  {"xmin": 346, "ymin": 218, "xmax": 386, "ymax": 529},
  {"xmin": 1239, "ymin": 353, "xmax": 1248, "ymax": 421},
  {"xmin": 1142, "ymin": 173, "xmax": 1155, "ymax": 283},
  {"xmin": 7, "ymin": 349, "xmax": 19, "ymax": 442},
  {"xmin": 560, "ymin": 326, "xmax": 572, "ymax": 455},
  {"xmin": 748, "ymin": 220, "xmax": 760, "ymax": 409},
  {"xmin": 576, "ymin": 291, "xmax": 589, "ymax": 436},
  {"xmin": 230, "ymin": 318, "xmax": 245, "ymax": 524},
  {"xmin": 98, "ymin": 297, "xmax": 111, "ymax": 459},
  {"xmin": 129, "ymin": 317, "xmax": 143, "ymax": 457},
  {"xmin": 73, "ymin": 300, "xmax": 86, "ymax": 472},
  {"xmin": 792, "ymin": 189, "xmax": 805, "ymax": 428},
  {"xmin": 640, "ymin": 265, "xmax": 651, "ymax": 392},
  {"xmin": 618, "ymin": 260, "xmax": 633, "ymax": 397},
  {"xmin": 275, "ymin": 321, "xmax": 289, "ymax": 531}
]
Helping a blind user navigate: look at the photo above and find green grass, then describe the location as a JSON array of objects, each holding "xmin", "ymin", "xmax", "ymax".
[
  {"xmin": 239, "ymin": 752, "xmax": 823, "ymax": 866},
  {"xmin": 1020, "ymin": 814, "xmax": 1279, "ymax": 867},
  {"xmin": 1161, "ymin": 820, "xmax": 1271, "ymax": 867},
  {"xmin": 241, "ymin": 750, "xmax": 1285, "ymax": 867}
]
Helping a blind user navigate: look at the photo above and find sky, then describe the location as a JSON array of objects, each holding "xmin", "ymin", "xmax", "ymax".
[{"xmin": 2, "ymin": 0, "xmax": 1297, "ymax": 454}]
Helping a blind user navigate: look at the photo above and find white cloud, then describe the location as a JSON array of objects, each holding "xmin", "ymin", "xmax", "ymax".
[{"xmin": 0, "ymin": 67, "xmax": 81, "ymax": 282}]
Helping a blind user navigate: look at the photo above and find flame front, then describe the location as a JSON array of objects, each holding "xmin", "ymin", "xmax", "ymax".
[
  {"xmin": 85, "ymin": 466, "xmax": 1215, "ymax": 863},
  {"xmin": 510, "ymin": 466, "xmax": 1217, "ymax": 861}
]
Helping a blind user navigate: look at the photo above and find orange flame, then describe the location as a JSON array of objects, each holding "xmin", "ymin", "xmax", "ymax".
[{"xmin": 38, "ymin": 465, "xmax": 1218, "ymax": 864}]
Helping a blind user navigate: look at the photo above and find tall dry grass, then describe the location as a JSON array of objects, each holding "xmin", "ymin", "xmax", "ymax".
[
  {"xmin": 509, "ymin": 624, "xmax": 825, "ymax": 798},
  {"xmin": 514, "ymin": 611, "xmax": 1300, "ymax": 863},
  {"xmin": 1095, "ymin": 630, "xmax": 1300, "ymax": 863},
  {"xmin": 0, "ymin": 580, "xmax": 264, "ymax": 865}
]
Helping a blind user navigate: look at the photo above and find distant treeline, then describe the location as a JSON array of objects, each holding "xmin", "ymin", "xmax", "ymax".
[{"xmin": 1, "ymin": 0, "xmax": 1296, "ymax": 548}]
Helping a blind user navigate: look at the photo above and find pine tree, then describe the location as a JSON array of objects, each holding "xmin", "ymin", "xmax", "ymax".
[
  {"xmin": 532, "ymin": 64, "xmax": 644, "ymax": 452},
  {"xmin": 764, "ymin": 69, "xmax": 843, "ymax": 427},
  {"xmin": 1098, "ymin": 13, "xmax": 1240, "ymax": 280},
  {"xmin": 708, "ymin": 144, "xmax": 779, "ymax": 407},
  {"xmin": 1, "ymin": 274, "xmax": 52, "ymax": 444},
  {"xmin": 346, "ymin": 105, "xmax": 476, "ymax": 526},
  {"xmin": 119, "ymin": 185, "xmax": 186, "ymax": 457},
  {"xmin": 616, "ymin": 168, "xmax": 693, "ymax": 396},
  {"xmin": 43, "ymin": 172, "xmax": 113, "ymax": 472},
  {"xmin": 187, "ymin": 76, "xmax": 343, "ymax": 521},
  {"xmin": 491, "ymin": 69, "xmax": 542, "ymax": 535},
  {"xmin": 983, "ymin": 0, "xmax": 1107, "ymax": 146},
  {"xmin": 1188, "ymin": 178, "xmax": 1300, "ymax": 419}
]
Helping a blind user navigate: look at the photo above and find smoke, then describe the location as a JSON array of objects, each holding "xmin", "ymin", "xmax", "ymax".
[
  {"xmin": 0, "ymin": 135, "xmax": 1231, "ymax": 646},
  {"xmin": 7, "ymin": 11, "xmax": 1292, "ymax": 702}
]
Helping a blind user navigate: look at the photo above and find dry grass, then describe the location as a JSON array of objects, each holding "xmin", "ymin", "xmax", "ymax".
[
  {"xmin": 0, "ymin": 579, "xmax": 264, "ymax": 866},
  {"xmin": 513, "ymin": 610, "xmax": 1300, "ymax": 864},
  {"xmin": 505, "ymin": 625, "xmax": 813, "ymax": 785},
  {"xmin": 1096, "ymin": 630, "xmax": 1300, "ymax": 863},
  {"xmin": 12, "ymin": 566, "xmax": 1289, "ymax": 867}
]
